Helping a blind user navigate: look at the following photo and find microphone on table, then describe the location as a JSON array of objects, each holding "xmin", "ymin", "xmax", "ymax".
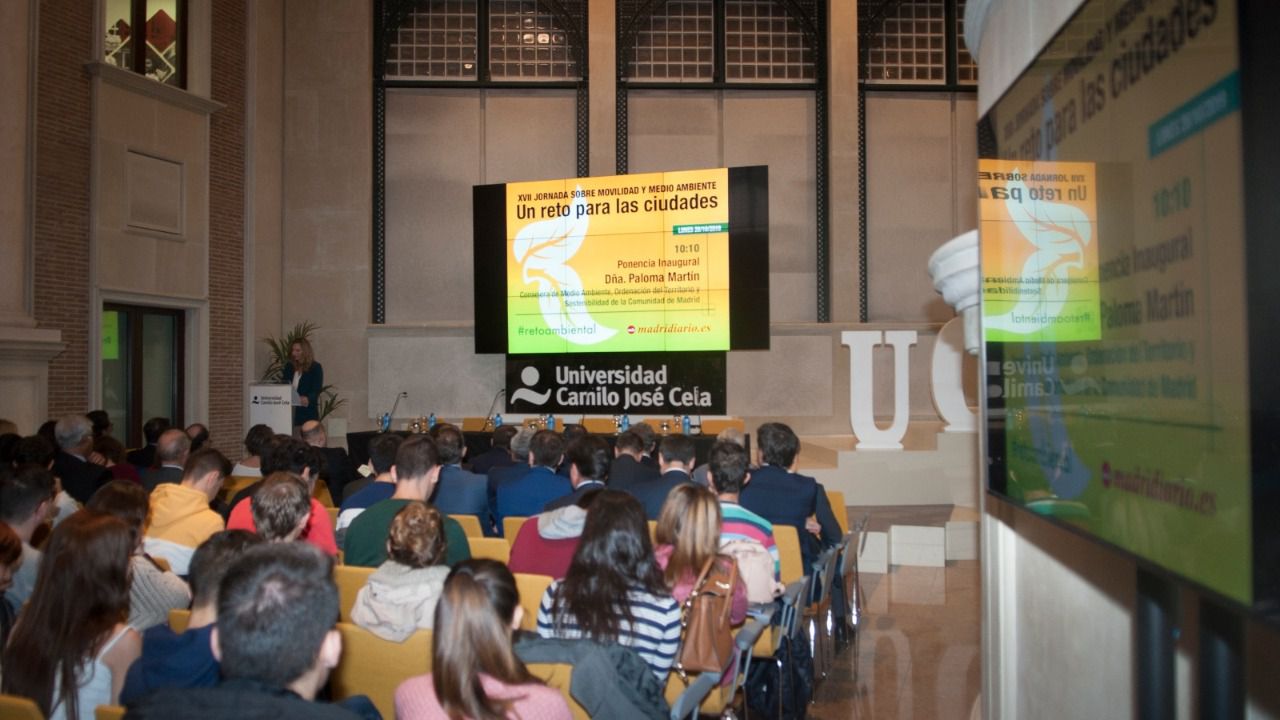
[
  {"xmin": 381, "ymin": 391, "xmax": 407, "ymax": 432},
  {"xmin": 484, "ymin": 388, "xmax": 506, "ymax": 430}
]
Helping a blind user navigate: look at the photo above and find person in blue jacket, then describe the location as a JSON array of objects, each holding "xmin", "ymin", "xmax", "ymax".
[{"xmin": 283, "ymin": 339, "xmax": 323, "ymax": 430}]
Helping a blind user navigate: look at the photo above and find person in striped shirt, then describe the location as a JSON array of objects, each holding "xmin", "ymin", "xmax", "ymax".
[
  {"xmin": 708, "ymin": 441, "xmax": 781, "ymax": 581},
  {"xmin": 535, "ymin": 490, "xmax": 681, "ymax": 681}
]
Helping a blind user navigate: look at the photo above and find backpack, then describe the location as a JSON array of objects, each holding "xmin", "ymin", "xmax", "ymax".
[{"xmin": 721, "ymin": 538, "xmax": 784, "ymax": 604}]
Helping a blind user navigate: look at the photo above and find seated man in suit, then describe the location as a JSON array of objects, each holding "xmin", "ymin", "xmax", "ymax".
[
  {"xmin": 127, "ymin": 542, "xmax": 367, "ymax": 719},
  {"xmin": 486, "ymin": 426, "xmax": 536, "ymax": 533},
  {"xmin": 739, "ymin": 422, "xmax": 843, "ymax": 568},
  {"xmin": 495, "ymin": 429, "xmax": 572, "ymax": 525},
  {"xmin": 300, "ymin": 420, "xmax": 357, "ymax": 504},
  {"xmin": 607, "ymin": 430, "xmax": 659, "ymax": 493},
  {"xmin": 51, "ymin": 414, "xmax": 111, "ymax": 504},
  {"xmin": 429, "ymin": 424, "xmax": 492, "ymax": 534},
  {"xmin": 555, "ymin": 423, "xmax": 588, "ymax": 478},
  {"xmin": 544, "ymin": 435, "xmax": 609, "ymax": 512},
  {"xmin": 626, "ymin": 433, "xmax": 696, "ymax": 520},
  {"xmin": 142, "ymin": 429, "xmax": 191, "ymax": 493},
  {"xmin": 468, "ymin": 424, "xmax": 517, "ymax": 476}
]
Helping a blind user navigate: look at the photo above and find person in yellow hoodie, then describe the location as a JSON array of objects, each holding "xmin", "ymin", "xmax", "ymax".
[{"xmin": 144, "ymin": 449, "xmax": 229, "ymax": 576}]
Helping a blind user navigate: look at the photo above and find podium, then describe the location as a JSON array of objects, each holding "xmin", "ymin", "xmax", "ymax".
[{"xmin": 248, "ymin": 383, "xmax": 292, "ymax": 435}]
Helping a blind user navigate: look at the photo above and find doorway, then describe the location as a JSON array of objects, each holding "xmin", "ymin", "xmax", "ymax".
[{"xmin": 102, "ymin": 304, "xmax": 186, "ymax": 449}]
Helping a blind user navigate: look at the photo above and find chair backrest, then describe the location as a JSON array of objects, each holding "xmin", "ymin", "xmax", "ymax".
[
  {"xmin": 95, "ymin": 705, "xmax": 126, "ymax": 720},
  {"xmin": 0, "ymin": 694, "xmax": 44, "ymax": 720},
  {"xmin": 334, "ymin": 564, "xmax": 375, "ymax": 623},
  {"xmin": 168, "ymin": 608, "xmax": 192, "ymax": 633},
  {"xmin": 525, "ymin": 663, "xmax": 590, "ymax": 720},
  {"xmin": 825, "ymin": 489, "xmax": 849, "ymax": 534},
  {"xmin": 313, "ymin": 479, "xmax": 335, "ymax": 508},
  {"xmin": 326, "ymin": 506, "xmax": 340, "ymax": 530},
  {"xmin": 514, "ymin": 572, "xmax": 554, "ymax": 632},
  {"xmin": 469, "ymin": 537, "xmax": 511, "ymax": 564},
  {"xmin": 503, "ymin": 516, "xmax": 528, "ymax": 545},
  {"xmin": 219, "ymin": 475, "xmax": 258, "ymax": 506},
  {"xmin": 448, "ymin": 514, "xmax": 484, "ymax": 538},
  {"xmin": 771, "ymin": 524, "xmax": 805, "ymax": 585},
  {"xmin": 330, "ymin": 622, "xmax": 432, "ymax": 720}
]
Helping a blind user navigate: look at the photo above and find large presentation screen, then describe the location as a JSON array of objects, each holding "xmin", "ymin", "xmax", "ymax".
[
  {"xmin": 980, "ymin": 0, "xmax": 1262, "ymax": 609},
  {"xmin": 474, "ymin": 166, "xmax": 769, "ymax": 354}
]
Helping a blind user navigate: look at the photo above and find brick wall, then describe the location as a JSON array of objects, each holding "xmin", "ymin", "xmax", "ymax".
[
  {"xmin": 33, "ymin": 0, "xmax": 93, "ymax": 418},
  {"xmin": 208, "ymin": 0, "xmax": 248, "ymax": 454}
]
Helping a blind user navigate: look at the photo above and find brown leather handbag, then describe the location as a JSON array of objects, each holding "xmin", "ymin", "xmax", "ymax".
[{"xmin": 674, "ymin": 554, "xmax": 739, "ymax": 678}]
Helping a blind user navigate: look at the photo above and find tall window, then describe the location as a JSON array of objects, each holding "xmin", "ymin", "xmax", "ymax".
[
  {"xmin": 102, "ymin": 305, "xmax": 185, "ymax": 449},
  {"xmin": 859, "ymin": 0, "xmax": 976, "ymax": 87},
  {"xmin": 384, "ymin": 0, "xmax": 582, "ymax": 82},
  {"xmin": 104, "ymin": 0, "xmax": 187, "ymax": 88},
  {"xmin": 625, "ymin": 0, "xmax": 817, "ymax": 85}
]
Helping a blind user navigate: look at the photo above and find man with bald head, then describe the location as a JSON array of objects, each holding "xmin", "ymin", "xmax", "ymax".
[{"xmin": 143, "ymin": 428, "xmax": 191, "ymax": 492}]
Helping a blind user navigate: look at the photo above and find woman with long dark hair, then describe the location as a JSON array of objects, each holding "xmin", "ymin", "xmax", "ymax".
[
  {"xmin": 396, "ymin": 559, "xmax": 570, "ymax": 720},
  {"xmin": 2, "ymin": 510, "xmax": 141, "ymax": 719},
  {"xmin": 535, "ymin": 490, "xmax": 681, "ymax": 681}
]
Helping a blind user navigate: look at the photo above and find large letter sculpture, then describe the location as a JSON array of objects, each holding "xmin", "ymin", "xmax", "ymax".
[{"xmin": 842, "ymin": 330, "xmax": 917, "ymax": 450}]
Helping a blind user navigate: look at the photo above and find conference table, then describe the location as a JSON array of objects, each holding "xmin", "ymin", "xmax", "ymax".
[{"xmin": 346, "ymin": 425, "xmax": 748, "ymax": 471}]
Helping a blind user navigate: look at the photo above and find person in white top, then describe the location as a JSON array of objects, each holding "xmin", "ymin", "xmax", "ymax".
[{"xmin": 1, "ymin": 511, "xmax": 141, "ymax": 719}]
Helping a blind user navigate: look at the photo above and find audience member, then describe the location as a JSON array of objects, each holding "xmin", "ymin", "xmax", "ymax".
[
  {"xmin": 486, "ymin": 427, "xmax": 536, "ymax": 535},
  {"xmin": 0, "ymin": 522, "xmax": 22, "ymax": 647},
  {"xmin": 0, "ymin": 432, "xmax": 20, "ymax": 466},
  {"xmin": 186, "ymin": 423, "xmax": 210, "ymax": 453},
  {"xmin": 120, "ymin": 530, "xmax": 265, "ymax": 705},
  {"xmin": 344, "ymin": 435, "xmax": 469, "ymax": 567},
  {"xmin": 87, "ymin": 410, "xmax": 112, "ymax": 439},
  {"xmin": 52, "ymin": 414, "xmax": 112, "ymax": 503},
  {"xmin": 626, "ymin": 433, "xmax": 696, "ymax": 519},
  {"xmin": 300, "ymin": 420, "xmax": 357, "ymax": 504},
  {"xmin": 708, "ymin": 441, "xmax": 780, "ymax": 580},
  {"xmin": 250, "ymin": 473, "xmax": 313, "ymax": 543},
  {"xmin": 14, "ymin": 434, "xmax": 78, "ymax": 526},
  {"xmin": 396, "ymin": 559, "xmax": 570, "ymax": 720},
  {"xmin": 535, "ymin": 491, "xmax": 680, "ymax": 681},
  {"xmin": 230, "ymin": 424, "xmax": 275, "ymax": 478},
  {"xmin": 351, "ymin": 501, "xmax": 450, "ymax": 641},
  {"xmin": 2, "ymin": 511, "xmax": 141, "ymax": 719},
  {"xmin": 335, "ymin": 433, "xmax": 402, "ymax": 544},
  {"xmin": 145, "ymin": 448, "xmax": 230, "ymax": 576},
  {"xmin": 691, "ymin": 427, "xmax": 744, "ymax": 487},
  {"xmin": 494, "ymin": 430, "xmax": 571, "ymax": 524},
  {"xmin": 126, "ymin": 543, "xmax": 362, "ymax": 719},
  {"xmin": 508, "ymin": 489, "xmax": 602, "ymax": 580},
  {"xmin": 653, "ymin": 484, "xmax": 748, "ymax": 625},
  {"xmin": 630, "ymin": 423, "xmax": 659, "ymax": 466},
  {"xmin": 87, "ymin": 481, "xmax": 192, "ymax": 630},
  {"xmin": 739, "ymin": 422, "xmax": 843, "ymax": 567},
  {"xmin": 607, "ymin": 430, "xmax": 658, "ymax": 493},
  {"xmin": 0, "ymin": 464, "xmax": 55, "ymax": 606},
  {"xmin": 127, "ymin": 417, "xmax": 171, "ymax": 469},
  {"xmin": 429, "ymin": 424, "xmax": 491, "ymax": 533},
  {"xmin": 555, "ymin": 424, "xmax": 588, "ymax": 478},
  {"xmin": 543, "ymin": 435, "xmax": 609, "ymax": 511},
  {"xmin": 468, "ymin": 424, "xmax": 517, "ymax": 476},
  {"xmin": 226, "ymin": 439, "xmax": 338, "ymax": 556},
  {"xmin": 142, "ymin": 429, "xmax": 191, "ymax": 493},
  {"xmin": 94, "ymin": 434, "xmax": 142, "ymax": 485}
]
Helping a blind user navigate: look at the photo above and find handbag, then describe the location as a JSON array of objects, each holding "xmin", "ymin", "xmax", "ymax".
[{"xmin": 674, "ymin": 554, "xmax": 738, "ymax": 678}]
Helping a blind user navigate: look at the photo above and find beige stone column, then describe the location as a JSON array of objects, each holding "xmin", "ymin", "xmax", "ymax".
[
  {"xmin": 828, "ymin": 1, "xmax": 861, "ymax": 322},
  {"xmin": 588, "ymin": 0, "xmax": 617, "ymax": 175},
  {"xmin": 0, "ymin": 0, "xmax": 64, "ymax": 433}
]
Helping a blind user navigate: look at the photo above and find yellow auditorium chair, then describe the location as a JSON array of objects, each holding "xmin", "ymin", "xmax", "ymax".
[
  {"xmin": 334, "ymin": 564, "xmax": 374, "ymax": 623},
  {"xmin": 469, "ymin": 537, "xmax": 511, "ymax": 564},
  {"xmin": 771, "ymin": 524, "xmax": 806, "ymax": 586},
  {"xmin": 168, "ymin": 608, "xmax": 192, "ymax": 633},
  {"xmin": 448, "ymin": 514, "xmax": 484, "ymax": 539},
  {"xmin": 503, "ymin": 516, "xmax": 528, "ymax": 545},
  {"xmin": 514, "ymin": 573, "xmax": 554, "ymax": 632},
  {"xmin": 218, "ymin": 475, "xmax": 258, "ymax": 506},
  {"xmin": 326, "ymin": 506, "xmax": 340, "ymax": 530},
  {"xmin": 699, "ymin": 418, "xmax": 746, "ymax": 436},
  {"xmin": 525, "ymin": 663, "xmax": 591, "ymax": 720},
  {"xmin": 94, "ymin": 706, "xmax": 125, "ymax": 720},
  {"xmin": 0, "ymin": 695, "xmax": 43, "ymax": 720},
  {"xmin": 330, "ymin": 622, "xmax": 432, "ymax": 719},
  {"xmin": 313, "ymin": 479, "xmax": 335, "ymax": 508},
  {"xmin": 826, "ymin": 488, "xmax": 849, "ymax": 534}
]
